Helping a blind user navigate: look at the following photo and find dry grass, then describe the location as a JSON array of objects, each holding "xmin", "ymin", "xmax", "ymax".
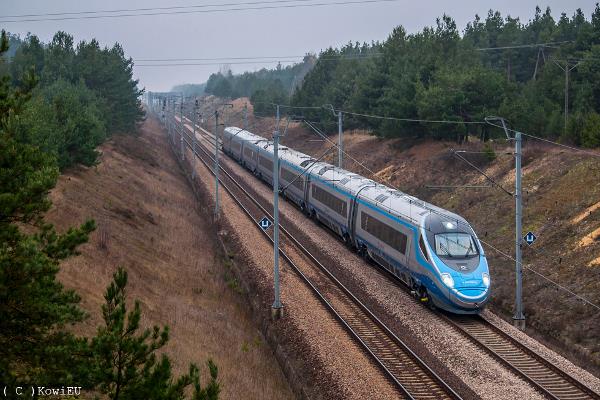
[{"xmin": 45, "ymin": 118, "xmax": 294, "ymax": 399}]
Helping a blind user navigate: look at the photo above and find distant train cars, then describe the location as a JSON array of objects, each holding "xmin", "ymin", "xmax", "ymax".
[{"xmin": 222, "ymin": 127, "xmax": 491, "ymax": 314}]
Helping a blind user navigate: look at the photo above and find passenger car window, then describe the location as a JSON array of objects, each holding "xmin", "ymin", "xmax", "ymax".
[{"xmin": 361, "ymin": 211, "xmax": 407, "ymax": 254}]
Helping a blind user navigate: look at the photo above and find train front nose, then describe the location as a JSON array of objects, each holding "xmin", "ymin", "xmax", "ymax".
[{"xmin": 449, "ymin": 279, "xmax": 490, "ymax": 311}]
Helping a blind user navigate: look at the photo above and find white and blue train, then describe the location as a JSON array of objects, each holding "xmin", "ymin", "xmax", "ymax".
[{"xmin": 223, "ymin": 126, "xmax": 491, "ymax": 314}]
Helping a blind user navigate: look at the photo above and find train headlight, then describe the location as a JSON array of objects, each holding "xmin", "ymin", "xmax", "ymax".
[
  {"xmin": 482, "ymin": 273, "xmax": 490, "ymax": 287},
  {"xmin": 443, "ymin": 221, "xmax": 456, "ymax": 230},
  {"xmin": 441, "ymin": 273, "xmax": 454, "ymax": 288}
]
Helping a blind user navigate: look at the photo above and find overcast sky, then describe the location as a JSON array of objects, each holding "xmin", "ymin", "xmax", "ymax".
[{"xmin": 2, "ymin": 1, "xmax": 596, "ymax": 92}]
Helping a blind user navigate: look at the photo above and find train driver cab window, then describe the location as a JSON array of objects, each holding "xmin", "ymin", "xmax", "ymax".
[{"xmin": 434, "ymin": 233, "xmax": 478, "ymax": 258}]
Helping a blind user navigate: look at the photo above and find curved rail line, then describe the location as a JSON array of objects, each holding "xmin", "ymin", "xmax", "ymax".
[
  {"xmin": 171, "ymin": 112, "xmax": 600, "ymax": 400},
  {"xmin": 164, "ymin": 113, "xmax": 462, "ymax": 400}
]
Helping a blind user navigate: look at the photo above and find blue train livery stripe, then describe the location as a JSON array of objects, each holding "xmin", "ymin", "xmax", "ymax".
[{"xmin": 280, "ymin": 158, "xmax": 434, "ymax": 274}]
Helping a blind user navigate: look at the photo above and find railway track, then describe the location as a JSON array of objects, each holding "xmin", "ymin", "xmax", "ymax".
[
  {"xmin": 170, "ymin": 113, "xmax": 600, "ymax": 400},
  {"xmin": 445, "ymin": 315, "xmax": 600, "ymax": 400},
  {"xmin": 166, "ymin": 114, "xmax": 462, "ymax": 400}
]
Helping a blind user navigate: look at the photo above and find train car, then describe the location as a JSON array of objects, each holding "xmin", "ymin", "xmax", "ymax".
[
  {"xmin": 240, "ymin": 139, "xmax": 266, "ymax": 172},
  {"xmin": 305, "ymin": 164, "xmax": 357, "ymax": 241},
  {"xmin": 278, "ymin": 148, "xmax": 315, "ymax": 210},
  {"xmin": 222, "ymin": 127, "xmax": 241, "ymax": 155},
  {"xmin": 223, "ymin": 126, "xmax": 490, "ymax": 314},
  {"xmin": 254, "ymin": 142, "xmax": 278, "ymax": 185},
  {"xmin": 223, "ymin": 127, "xmax": 265, "ymax": 164},
  {"xmin": 351, "ymin": 185, "xmax": 490, "ymax": 314}
]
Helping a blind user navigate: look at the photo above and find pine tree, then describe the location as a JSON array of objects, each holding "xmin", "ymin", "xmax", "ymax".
[
  {"xmin": 0, "ymin": 29, "xmax": 96, "ymax": 387},
  {"xmin": 91, "ymin": 268, "xmax": 220, "ymax": 400}
]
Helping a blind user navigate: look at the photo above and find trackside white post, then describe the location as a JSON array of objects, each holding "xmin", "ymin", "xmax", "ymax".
[
  {"xmin": 214, "ymin": 110, "xmax": 220, "ymax": 219},
  {"xmin": 564, "ymin": 65, "xmax": 568, "ymax": 136},
  {"xmin": 192, "ymin": 98, "xmax": 197, "ymax": 179},
  {"xmin": 514, "ymin": 131, "xmax": 525, "ymax": 329},
  {"xmin": 338, "ymin": 111, "xmax": 343, "ymax": 168},
  {"xmin": 171, "ymin": 97, "xmax": 175, "ymax": 140},
  {"xmin": 272, "ymin": 104, "xmax": 283, "ymax": 318},
  {"xmin": 180, "ymin": 93, "xmax": 185, "ymax": 160},
  {"xmin": 169, "ymin": 98, "xmax": 172, "ymax": 137}
]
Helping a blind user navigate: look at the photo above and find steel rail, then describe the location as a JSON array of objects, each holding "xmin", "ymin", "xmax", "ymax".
[
  {"xmin": 167, "ymin": 113, "xmax": 461, "ymax": 400},
  {"xmin": 443, "ymin": 315, "xmax": 600, "ymax": 400},
  {"xmin": 180, "ymin": 113, "xmax": 600, "ymax": 400},
  {"xmin": 359, "ymin": 225, "xmax": 600, "ymax": 400}
]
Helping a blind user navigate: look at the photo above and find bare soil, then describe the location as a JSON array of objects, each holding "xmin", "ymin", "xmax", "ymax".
[{"xmin": 46, "ymin": 117, "xmax": 294, "ymax": 399}]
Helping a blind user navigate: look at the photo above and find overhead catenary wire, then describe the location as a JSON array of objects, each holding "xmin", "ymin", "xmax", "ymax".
[
  {"xmin": 478, "ymin": 238, "xmax": 600, "ymax": 312},
  {"xmin": 136, "ymin": 60, "xmax": 299, "ymax": 67},
  {"xmin": 484, "ymin": 117, "xmax": 600, "ymax": 159},
  {"xmin": 451, "ymin": 150, "xmax": 513, "ymax": 196},
  {"xmin": 475, "ymin": 41, "xmax": 573, "ymax": 51},
  {"xmin": 139, "ymin": 41, "xmax": 578, "ymax": 64},
  {"xmin": 0, "ymin": 0, "xmax": 325, "ymax": 18},
  {"xmin": 136, "ymin": 56, "xmax": 383, "ymax": 67},
  {"xmin": 338, "ymin": 109, "xmax": 485, "ymax": 125},
  {"xmin": 134, "ymin": 42, "xmax": 586, "ymax": 65},
  {"xmin": 0, "ymin": 0, "xmax": 405, "ymax": 24},
  {"xmin": 135, "ymin": 54, "xmax": 380, "ymax": 63}
]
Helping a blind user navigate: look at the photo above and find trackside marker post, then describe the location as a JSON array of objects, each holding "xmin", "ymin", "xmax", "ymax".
[
  {"xmin": 214, "ymin": 110, "xmax": 220, "ymax": 219},
  {"xmin": 214, "ymin": 103, "xmax": 233, "ymax": 220},
  {"xmin": 259, "ymin": 217, "xmax": 273, "ymax": 230},
  {"xmin": 524, "ymin": 231, "xmax": 537, "ymax": 246},
  {"xmin": 192, "ymin": 98, "xmax": 198, "ymax": 179},
  {"xmin": 180, "ymin": 93, "xmax": 185, "ymax": 161},
  {"xmin": 513, "ymin": 130, "xmax": 525, "ymax": 329},
  {"xmin": 272, "ymin": 104, "xmax": 284, "ymax": 319},
  {"xmin": 338, "ymin": 110, "xmax": 343, "ymax": 168}
]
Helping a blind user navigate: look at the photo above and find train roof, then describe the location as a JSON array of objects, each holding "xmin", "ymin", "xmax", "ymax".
[
  {"xmin": 279, "ymin": 147, "xmax": 314, "ymax": 168},
  {"xmin": 228, "ymin": 127, "xmax": 314, "ymax": 168},
  {"xmin": 224, "ymin": 127, "xmax": 265, "ymax": 143},
  {"xmin": 309, "ymin": 161, "xmax": 378, "ymax": 194},
  {"xmin": 361, "ymin": 183, "xmax": 470, "ymax": 229},
  {"xmin": 309, "ymin": 160, "xmax": 467, "ymax": 227},
  {"xmin": 230, "ymin": 126, "xmax": 471, "ymax": 230}
]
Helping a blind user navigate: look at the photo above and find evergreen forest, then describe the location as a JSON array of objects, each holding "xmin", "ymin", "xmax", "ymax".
[
  {"xmin": 204, "ymin": 6, "xmax": 600, "ymax": 147},
  {"xmin": 0, "ymin": 30, "xmax": 220, "ymax": 399}
]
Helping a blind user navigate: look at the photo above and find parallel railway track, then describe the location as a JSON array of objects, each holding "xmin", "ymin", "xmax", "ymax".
[
  {"xmin": 445, "ymin": 315, "xmax": 599, "ymax": 400},
  {"xmin": 167, "ymin": 112, "xmax": 600, "ymax": 400},
  {"xmin": 166, "ymin": 114, "xmax": 461, "ymax": 400}
]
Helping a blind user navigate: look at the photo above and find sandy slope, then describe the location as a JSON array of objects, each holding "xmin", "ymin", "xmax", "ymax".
[{"xmin": 46, "ymin": 117, "xmax": 294, "ymax": 399}]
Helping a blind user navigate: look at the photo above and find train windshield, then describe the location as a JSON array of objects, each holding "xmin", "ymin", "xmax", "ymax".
[{"xmin": 434, "ymin": 233, "xmax": 479, "ymax": 258}]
